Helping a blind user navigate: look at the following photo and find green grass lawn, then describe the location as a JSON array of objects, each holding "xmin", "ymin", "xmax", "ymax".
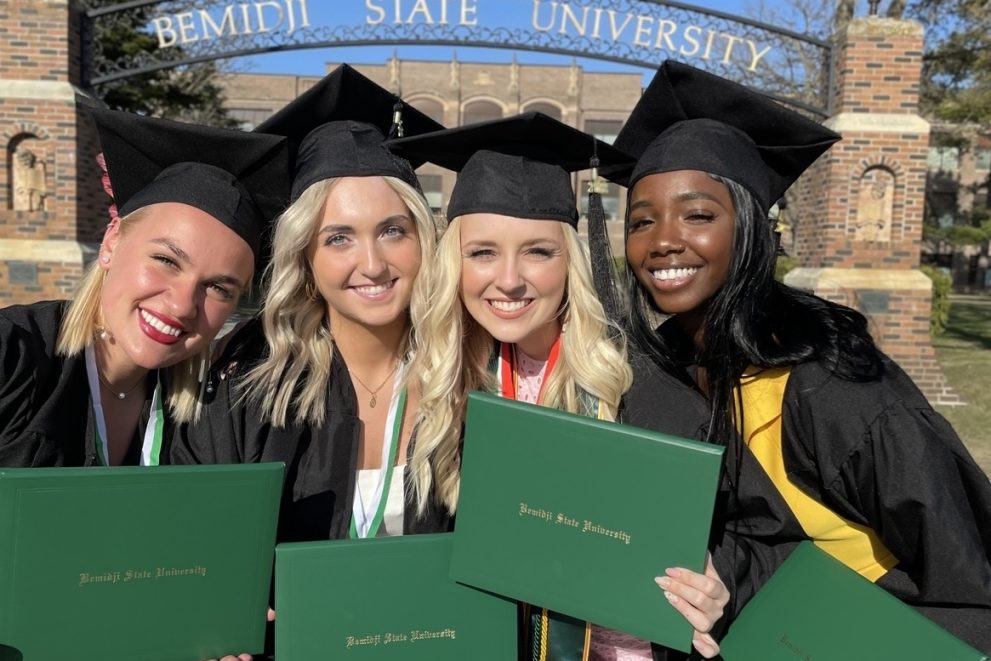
[{"xmin": 933, "ymin": 295, "xmax": 991, "ymax": 475}]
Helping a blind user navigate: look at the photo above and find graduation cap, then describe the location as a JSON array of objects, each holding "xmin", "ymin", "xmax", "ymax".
[
  {"xmin": 90, "ymin": 107, "xmax": 290, "ymax": 258},
  {"xmin": 255, "ymin": 63, "xmax": 445, "ymax": 202},
  {"xmin": 387, "ymin": 111, "xmax": 635, "ymax": 227},
  {"xmin": 608, "ymin": 60, "xmax": 841, "ymax": 213}
]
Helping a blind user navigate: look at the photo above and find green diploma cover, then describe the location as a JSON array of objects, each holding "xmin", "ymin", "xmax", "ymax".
[
  {"xmin": 720, "ymin": 541, "xmax": 989, "ymax": 660},
  {"xmin": 275, "ymin": 533, "xmax": 517, "ymax": 660},
  {"xmin": 0, "ymin": 463, "xmax": 283, "ymax": 661},
  {"xmin": 450, "ymin": 392, "xmax": 724, "ymax": 653}
]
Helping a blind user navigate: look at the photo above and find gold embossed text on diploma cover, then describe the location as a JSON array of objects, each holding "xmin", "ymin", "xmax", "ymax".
[
  {"xmin": 720, "ymin": 542, "xmax": 989, "ymax": 660},
  {"xmin": 451, "ymin": 392, "xmax": 724, "ymax": 652},
  {"xmin": 0, "ymin": 463, "xmax": 283, "ymax": 661},
  {"xmin": 275, "ymin": 533, "xmax": 517, "ymax": 660}
]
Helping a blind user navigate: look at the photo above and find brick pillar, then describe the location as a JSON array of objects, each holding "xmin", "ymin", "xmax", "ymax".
[
  {"xmin": 786, "ymin": 17, "xmax": 960, "ymax": 404},
  {"xmin": 0, "ymin": 0, "xmax": 104, "ymax": 306}
]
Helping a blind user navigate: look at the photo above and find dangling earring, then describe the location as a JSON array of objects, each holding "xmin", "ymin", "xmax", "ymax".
[{"xmin": 95, "ymin": 307, "xmax": 112, "ymax": 342}]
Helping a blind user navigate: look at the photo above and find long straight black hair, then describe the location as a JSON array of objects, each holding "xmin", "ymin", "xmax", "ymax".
[{"xmin": 625, "ymin": 174, "xmax": 884, "ymax": 450}]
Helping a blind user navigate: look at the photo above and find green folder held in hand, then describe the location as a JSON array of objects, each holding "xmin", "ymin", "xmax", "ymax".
[
  {"xmin": 275, "ymin": 533, "xmax": 518, "ymax": 660},
  {"xmin": 0, "ymin": 463, "xmax": 283, "ymax": 661},
  {"xmin": 720, "ymin": 541, "xmax": 989, "ymax": 660},
  {"xmin": 450, "ymin": 391, "xmax": 724, "ymax": 653}
]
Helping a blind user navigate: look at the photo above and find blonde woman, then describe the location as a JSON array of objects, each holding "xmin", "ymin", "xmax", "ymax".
[
  {"xmin": 0, "ymin": 108, "xmax": 287, "ymax": 468},
  {"xmin": 390, "ymin": 113, "xmax": 728, "ymax": 661},
  {"xmin": 172, "ymin": 65, "xmax": 450, "ymax": 543}
]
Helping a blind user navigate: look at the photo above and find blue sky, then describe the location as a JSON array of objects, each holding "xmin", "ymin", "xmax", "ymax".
[{"xmin": 235, "ymin": 0, "xmax": 772, "ymax": 81}]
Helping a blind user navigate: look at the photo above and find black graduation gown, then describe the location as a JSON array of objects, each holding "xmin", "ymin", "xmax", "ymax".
[
  {"xmin": 0, "ymin": 300, "xmax": 170, "ymax": 467},
  {"xmin": 170, "ymin": 317, "xmax": 451, "ymax": 543},
  {"xmin": 654, "ymin": 321, "xmax": 991, "ymax": 653}
]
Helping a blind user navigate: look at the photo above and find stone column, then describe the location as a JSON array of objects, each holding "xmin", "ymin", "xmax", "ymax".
[
  {"xmin": 786, "ymin": 17, "xmax": 959, "ymax": 404},
  {"xmin": 0, "ymin": 0, "xmax": 104, "ymax": 305}
]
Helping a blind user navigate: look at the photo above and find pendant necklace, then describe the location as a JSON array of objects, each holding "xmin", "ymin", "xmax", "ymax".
[
  {"xmin": 350, "ymin": 361, "xmax": 399, "ymax": 408},
  {"xmin": 97, "ymin": 370, "xmax": 145, "ymax": 400}
]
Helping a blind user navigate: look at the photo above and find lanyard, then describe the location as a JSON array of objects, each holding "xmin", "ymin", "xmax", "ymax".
[
  {"xmin": 84, "ymin": 344, "xmax": 163, "ymax": 466},
  {"xmin": 350, "ymin": 374, "xmax": 408, "ymax": 539},
  {"xmin": 498, "ymin": 334, "xmax": 563, "ymax": 404}
]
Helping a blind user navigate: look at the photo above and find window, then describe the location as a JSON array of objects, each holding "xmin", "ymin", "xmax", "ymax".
[
  {"xmin": 409, "ymin": 98, "xmax": 444, "ymax": 126},
  {"xmin": 927, "ymin": 146, "xmax": 960, "ymax": 173},
  {"xmin": 585, "ymin": 119, "xmax": 622, "ymax": 144},
  {"xmin": 418, "ymin": 174, "xmax": 443, "ymax": 212},
  {"xmin": 462, "ymin": 101, "xmax": 502, "ymax": 126},
  {"xmin": 976, "ymin": 148, "xmax": 991, "ymax": 171},
  {"xmin": 523, "ymin": 102, "xmax": 562, "ymax": 121},
  {"xmin": 228, "ymin": 107, "xmax": 275, "ymax": 131}
]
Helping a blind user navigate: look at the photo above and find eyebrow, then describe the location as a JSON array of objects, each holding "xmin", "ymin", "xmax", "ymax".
[
  {"xmin": 461, "ymin": 237, "xmax": 561, "ymax": 249},
  {"xmin": 630, "ymin": 191, "xmax": 723, "ymax": 211},
  {"xmin": 151, "ymin": 238, "xmax": 246, "ymax": 289},
  {"xmin": 151, "ymin": 238, "xmax": 190, "ymax": 264},
  {"xmin": 317, "ymin": 214, "xmax": 413, "ymax": 235}
]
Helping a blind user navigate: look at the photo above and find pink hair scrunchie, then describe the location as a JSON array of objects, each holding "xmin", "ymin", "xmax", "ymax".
[{"xmin": 95, "ymin": 152, "xmax": 119, "ymax": 224}]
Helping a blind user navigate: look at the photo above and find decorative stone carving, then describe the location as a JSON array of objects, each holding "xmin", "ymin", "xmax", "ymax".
[
  {"xmin": 12, "ymin": 144, "xmax": 49, "ymax": 212},
  {"xmin": 854, "ymin": 167, "xmax": 894, "ymax": 242}
]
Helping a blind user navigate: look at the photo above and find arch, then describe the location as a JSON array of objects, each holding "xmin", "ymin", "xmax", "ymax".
[
  {"xmin": 7, "ymin": 132, "xmax": 51, "ymax": 212},
  {"xmin": 407, "ymin": 95, "xmax": 446, "ymax": 125},
  {"xmin": 852, "ymin": 165, "xmax": 896, "ymax": 242},
  {"xmin": 461, "ymin": 98, "xmax": 504, "ymax": 126},
  {"xmin": 83, "ymin": 1, "xmax": 833, "ymax": 117},
  {"xmin": 521, "ymin": 99, "xmax": 564, "ymax": 121}
]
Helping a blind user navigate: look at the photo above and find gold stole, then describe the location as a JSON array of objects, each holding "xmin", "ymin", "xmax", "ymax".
[{"xmin": 738, "ymin": 367, "xmax": 898, "ymax": 581}]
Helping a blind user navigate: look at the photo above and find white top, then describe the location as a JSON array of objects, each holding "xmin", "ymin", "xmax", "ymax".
[{"xmin": 355, "ymin": 464, "xmax": 406, "ymax": 537}]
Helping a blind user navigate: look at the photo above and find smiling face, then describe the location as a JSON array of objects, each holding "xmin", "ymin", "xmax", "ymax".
[
  {"xmin": 625, "ymin": 170, "xmax": 735, "ymax": 333},
  {"xmin": 307, "ymin": 176, "xmax": 421, "ymax": 331},
  {"xmin": 458, "ymin": 213, "xmax": 568, "ymax": 359},
  {"xmin": 98, "ymin": 202, "xmax": 254, "ymax": 371}
]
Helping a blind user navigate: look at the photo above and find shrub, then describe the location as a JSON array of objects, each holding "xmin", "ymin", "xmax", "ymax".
[{"xmin": 921, "ymin": 263, "xmax": 952, "ymax": 336}]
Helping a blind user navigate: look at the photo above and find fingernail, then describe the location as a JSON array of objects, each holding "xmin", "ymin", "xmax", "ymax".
[
  {"xmin": 666, "ymin": 567, "xmax": 682, "ymax": 578},
  {"xmin": 655, "ymin": 576, "xmax": 671, "ymax": 589},
  {"xmin": 664, "ymin": 590, "xmax": 678, "ymax": 603}
]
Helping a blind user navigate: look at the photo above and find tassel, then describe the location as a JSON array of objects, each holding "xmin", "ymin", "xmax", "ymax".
[
  {"xmin": 586, "ymin": 154, "xmax": 622, "ymax": 323},
  {"xmin": 388, "ymin": 100, "xmax": 405, "ymax": 139}
]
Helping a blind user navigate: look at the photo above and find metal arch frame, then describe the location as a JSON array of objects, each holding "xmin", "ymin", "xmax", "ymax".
[{"xmin": 82, "ymin": 0, "xmax": 834, "ymax": 116}]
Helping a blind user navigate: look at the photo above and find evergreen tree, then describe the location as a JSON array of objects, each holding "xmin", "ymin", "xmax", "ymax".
[{"xmin": 87, "ymin": 1, "xmax": 237, "ymax": 127}]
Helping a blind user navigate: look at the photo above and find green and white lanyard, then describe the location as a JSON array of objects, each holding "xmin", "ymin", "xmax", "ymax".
[
  {"xmin": 84, "ymin": 344, "xmax": 164, "ymax": 467},
  {"xmin": 349, "ymin": 370, "xmax": 408, "ymax": 539}
]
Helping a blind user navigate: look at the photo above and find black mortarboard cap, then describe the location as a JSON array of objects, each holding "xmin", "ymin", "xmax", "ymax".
[
  {"xmin": 387, "ymin": 112, "xmax": 634, "ymax": 227},
  {"xmin": 608, "ymin": 60, "xmax": 840, "ymax": 212},
  {"xmin": 255, "ymin": 63, "xmax": 444, "ymax": 201},
  {"xmin": 90, "ymin": 107, "xmax": 289, "ymax": 258}
]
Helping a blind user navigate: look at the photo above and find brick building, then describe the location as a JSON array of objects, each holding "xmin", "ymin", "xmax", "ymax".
[{"xmin": 218, "ymin": 58, "xmax": 642, "ymax": 244}]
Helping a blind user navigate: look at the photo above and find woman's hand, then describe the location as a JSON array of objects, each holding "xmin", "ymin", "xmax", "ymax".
[{"xmin": 655, "ymin": 552, "xmax": 729, "ymax": 658}]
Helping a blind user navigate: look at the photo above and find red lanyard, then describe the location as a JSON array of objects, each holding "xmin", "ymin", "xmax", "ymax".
[{"xmin": 499, "ymin": 334, "xmax": 562, "ymax": 404}]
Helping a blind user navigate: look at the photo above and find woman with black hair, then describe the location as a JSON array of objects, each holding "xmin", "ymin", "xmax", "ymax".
[{"xmin": 612, "ymin": 60, "xmax": 991, "ymax": 653}]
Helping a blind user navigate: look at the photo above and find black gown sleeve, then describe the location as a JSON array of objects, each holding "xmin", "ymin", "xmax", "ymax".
[
  {"xmin": 782, "ymin": 359, "xmax": 991, "ymax": 652},
  {"xmin": 0, "ymin": 301, "xmax": 94, "ymax": 467}
]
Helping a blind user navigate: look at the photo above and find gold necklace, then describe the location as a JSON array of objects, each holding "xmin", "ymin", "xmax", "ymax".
[
  {"xmin": 349, "ymin": 361, "xmax": 399, "ymax": 408},
  {"xmin": 97, "ymin": 371, "xmax": 145, "ymax": 401}
]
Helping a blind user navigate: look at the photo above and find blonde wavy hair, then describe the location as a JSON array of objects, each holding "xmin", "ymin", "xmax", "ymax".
[
  {"xmin": 241, "ymin": 176, "xmax": 438, "ymax": 428},
  {"xmin": 56, "ymin": 207, "xmax": 209, "ymax": 423},
  {"xmin": 407, "ymin": 217, "xmax": 633, "ymax": 516}
]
